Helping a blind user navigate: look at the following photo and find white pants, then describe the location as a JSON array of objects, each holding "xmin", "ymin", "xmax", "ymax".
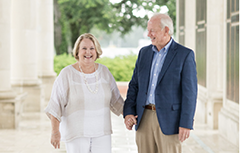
[{"xmin": 65, "ymin": 135, "xmax": 111, "ymax": 153}]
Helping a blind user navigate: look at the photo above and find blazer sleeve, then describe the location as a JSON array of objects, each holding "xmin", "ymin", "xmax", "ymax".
[
  {"xmin": 123, "ymin": 50, "xmax": 142, "ymax": 118},
  {"xmin": 179, "ymin": 50, "xmax": 198, "ymax": 129}
]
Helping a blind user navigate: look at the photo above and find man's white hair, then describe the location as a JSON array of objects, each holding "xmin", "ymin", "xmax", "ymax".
[{"xmin": 150, "ymin": 13, "xmax": 174, "ymax": 36}]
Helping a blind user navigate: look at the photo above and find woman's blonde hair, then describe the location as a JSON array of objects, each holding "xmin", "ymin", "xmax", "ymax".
[{"xmin": 72, "ymin": 33, "xmax": 102, "ymax": 61}]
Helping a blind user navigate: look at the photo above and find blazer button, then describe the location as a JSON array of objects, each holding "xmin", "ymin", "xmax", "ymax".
[{"xmin": 145, "ymin": 92, "xmax": 147, "ymax": 95}]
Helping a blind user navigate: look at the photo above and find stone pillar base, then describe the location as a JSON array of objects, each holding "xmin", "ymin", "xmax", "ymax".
[
  {"xmin": 0, "ymin": 92, "xmax": 27, "ymax": 129},
  {"xmin": 206, "ymin": 98, "xmax": 222, "ymax": 129},
  {"xmin": 195, "ymin": 98, "xmax": 207, "ymax": 124},
  {"xmin": 207, "ymin": 101, "xmax": 222, "ymax": 129},
  {"xmin": 219, "ymin": 107, "xmax": 239, "ymax": 146},
  {"xmin": 12, "ymin": 81, "xmax": 43, "ymax": 112},
  {"xmin": 195, "ymin": 85, "xmax": 208, "ymax": 124}
]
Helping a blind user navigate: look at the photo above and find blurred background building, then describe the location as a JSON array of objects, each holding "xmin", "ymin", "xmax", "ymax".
[{"xmin": 176, "ymin": 0, "xmax": 239, "ymax": 146}]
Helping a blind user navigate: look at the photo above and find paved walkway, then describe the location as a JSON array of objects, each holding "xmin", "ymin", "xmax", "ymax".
[{"xmin": 0, "ymin": 112, "xmax": 238, "ymax": 153}]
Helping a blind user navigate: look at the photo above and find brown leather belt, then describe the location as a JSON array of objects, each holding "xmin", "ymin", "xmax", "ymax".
[{"xmin": 145, "ymin": 104, "xmax": 156, "ymax": 110}]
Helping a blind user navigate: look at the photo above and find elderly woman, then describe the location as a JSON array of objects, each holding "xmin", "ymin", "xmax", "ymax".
[{"xmin": 45, "ymin": 33, "xmax": 124, "ymax": 153}]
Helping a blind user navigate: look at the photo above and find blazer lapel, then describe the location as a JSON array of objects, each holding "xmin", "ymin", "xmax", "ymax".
[{"xmin": 157, "ymin": 40, "xmax": 178, "ymax": 85}]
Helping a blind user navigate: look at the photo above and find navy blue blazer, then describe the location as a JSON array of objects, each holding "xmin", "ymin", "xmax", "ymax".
[{"xmin": 123, "ymin": 40, "xmax": 198, "ymax": 135}]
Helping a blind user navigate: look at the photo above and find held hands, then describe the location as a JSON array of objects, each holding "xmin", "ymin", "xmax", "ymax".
[
  {"xmin": 178, "ymin": 127, "xmax": 190, "ymax": 142},
  {"xmin": 124, "ymin": 115, "xmax": 138, "ymax": 130},
  {"xmin": 51, "ymin": 131, "xmax": 61, "ymax": 149}
]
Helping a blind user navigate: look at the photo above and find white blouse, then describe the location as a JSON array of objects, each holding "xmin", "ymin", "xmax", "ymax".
[{"xmin": 45, "ymin": 64, "xmax": 124, "ymax": 142}]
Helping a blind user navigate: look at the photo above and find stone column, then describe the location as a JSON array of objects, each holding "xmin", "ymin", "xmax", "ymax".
[
  {"xmin": 182, "ymin": 0, "xmax": 208, "ymax": 125},
  {"xmin": 0, "ymin": 0, "xmax": 12, "ymax": 94},
  {"xmin": 206, "ymin": 0, "xmax": 224, "ymax": 129},
  {"xmin": 184, "ymin": 0, "xmax": 196, "ymax": 51},
  {"xmin": 36, "ymin": 0, "xmax": 56, "ymax": 110},
  {"xmin": 176, "ymin": 0, "xmax": 179, "ymax": 41},
  {"xmin": 11, "ymin": 0, "xmax": 43, "ymax": 112},
  {"xmin": 0, "ymin": 0, "xmax": 26, "ymax": 129}
]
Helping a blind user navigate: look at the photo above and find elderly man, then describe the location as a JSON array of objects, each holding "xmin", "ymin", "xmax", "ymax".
[{"xmin": 123, "ymin": 13, "xmax": 198, "ymax": 153}]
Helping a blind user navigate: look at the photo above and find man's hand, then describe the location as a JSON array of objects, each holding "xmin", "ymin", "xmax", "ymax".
[
  {"xmin": 178, "ymin": 127, "xmax": 190, "ymax": 142},
  {"xmin": 124, "ymin": 115, "xmax": 138, "ymax": 130}
]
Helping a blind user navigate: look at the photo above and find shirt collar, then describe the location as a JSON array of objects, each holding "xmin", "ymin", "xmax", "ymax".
[{"xmin": 152, "ymin": 38, "xmax": 173, "ymax": 54}]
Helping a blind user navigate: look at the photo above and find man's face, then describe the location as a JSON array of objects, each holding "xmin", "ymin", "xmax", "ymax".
[{"xmin": 147, "ymin": 17, "xmax": 167, "ymax": 51}]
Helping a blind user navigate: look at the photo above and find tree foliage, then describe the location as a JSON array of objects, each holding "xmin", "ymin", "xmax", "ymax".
[
  {"xmin": 54, "ymin": 0, "xmax": 176, "ymax": 55},
  {"xmin": 110, "ymin": 0, "xmax": 176, "ymax": 34}
]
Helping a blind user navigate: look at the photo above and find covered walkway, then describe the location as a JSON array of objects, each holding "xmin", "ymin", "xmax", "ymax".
[
  {"xmin": 0, "ymin": 0, "xmax": 238, "ymax": 152},
  {"xmin": 0, "ymin": 111, "xmax": 238, "ymax": 153}
]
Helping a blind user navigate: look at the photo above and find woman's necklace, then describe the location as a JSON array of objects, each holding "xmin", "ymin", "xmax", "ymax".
[{"xmin": 79, "ymin": 63, "xmax": 98, "ymax": 94}]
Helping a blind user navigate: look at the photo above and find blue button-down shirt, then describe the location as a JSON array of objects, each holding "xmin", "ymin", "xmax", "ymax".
[{"xmin": 146, "ymin": 38, "xmax": 173, "ymax": 105}]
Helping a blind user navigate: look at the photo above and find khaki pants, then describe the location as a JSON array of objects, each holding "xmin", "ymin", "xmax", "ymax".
[{"xmin": 136, "ymin": 109, "xmax": 182, "ymax": 153}]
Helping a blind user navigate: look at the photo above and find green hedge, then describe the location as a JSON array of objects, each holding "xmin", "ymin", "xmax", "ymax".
[
  {"xmin": 54, "ymin": 53, "xmax": 137, "ymax": 81},
  {"xmin": 54, "ymin": 53, "xmax": 76, "ymax": 75}
]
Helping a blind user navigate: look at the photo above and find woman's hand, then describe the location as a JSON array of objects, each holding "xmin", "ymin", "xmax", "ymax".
[
  {"xmin": 124, "ymin": 115, "xmax": 138, "ymax": 130},
  {"xmin": 51, "ymin": 131, "xmax": 61, "ymax": 149},
  {"xmin": 50, "ymin": 115, "xmax": 61, "ymax": 149}
]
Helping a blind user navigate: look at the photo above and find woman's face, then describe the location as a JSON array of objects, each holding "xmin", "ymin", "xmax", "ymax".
[{"xmin": 78, "ymin": 38, "xmax": 97, "ymax": 65}]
